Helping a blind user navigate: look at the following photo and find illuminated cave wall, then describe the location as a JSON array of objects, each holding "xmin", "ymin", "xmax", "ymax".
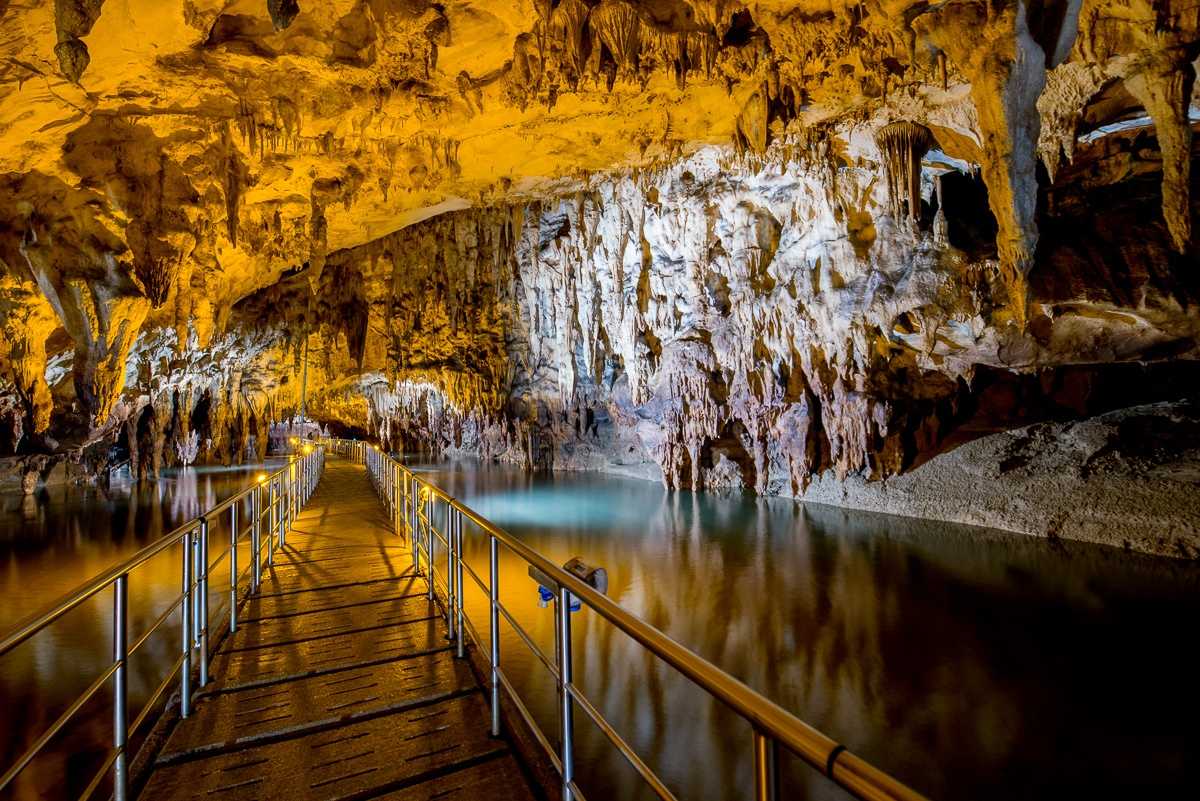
[{"xmin": 0, "ymin": 0, "xmax": 1198, "ymax": 551}]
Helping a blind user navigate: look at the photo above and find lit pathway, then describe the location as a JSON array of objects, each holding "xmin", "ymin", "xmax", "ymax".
[{"xmin": 140, "ymin": 457, "xmax": 536, "ymax": 801}]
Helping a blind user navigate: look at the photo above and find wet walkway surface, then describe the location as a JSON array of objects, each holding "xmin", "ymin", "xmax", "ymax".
[{"xmin": 140, "ymin": 457, "xmax": 536, "ymax": 801}]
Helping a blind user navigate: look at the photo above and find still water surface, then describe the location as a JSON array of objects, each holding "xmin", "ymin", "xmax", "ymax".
[
  {"xmin": 413, "ymin": 460, "xmax": 1200, "ymax": 801},
  {"xmin": 0, "ymin": 463, "xmax": 282, "ymax": 800},
  {"xmin": 1, "ymin": 457, "xmax": 1199, "ymax": 800}
]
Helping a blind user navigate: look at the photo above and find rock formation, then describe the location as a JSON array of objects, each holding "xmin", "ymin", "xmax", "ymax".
[{"xmin": 0, "ymin": 0, "xmax": 1198, "ymax": 553}]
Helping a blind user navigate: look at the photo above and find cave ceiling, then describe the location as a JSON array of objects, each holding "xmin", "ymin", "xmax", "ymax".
[{"xmin": 0, "ymin": 0, "xmax": 1198, "ymax": 496}]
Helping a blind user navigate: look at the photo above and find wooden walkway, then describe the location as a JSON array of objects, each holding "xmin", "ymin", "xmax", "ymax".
[{"xmin": 140, "ymin": 457, "xmax": 537, "ymax": 801}]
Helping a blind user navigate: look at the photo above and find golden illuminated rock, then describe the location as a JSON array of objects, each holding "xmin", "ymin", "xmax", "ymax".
[{"xmin": 0, "ymin": 0, "xmax": 1198, "ymax": 552}]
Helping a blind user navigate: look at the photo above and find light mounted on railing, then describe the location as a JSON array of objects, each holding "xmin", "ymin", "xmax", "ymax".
[
  {"xmin": 256, "ymin": 473, "xmax": 267, "ymax": 484},
  {"xmin": 530, "ymin": 558, "xmax": 608, "ymax": 611}
]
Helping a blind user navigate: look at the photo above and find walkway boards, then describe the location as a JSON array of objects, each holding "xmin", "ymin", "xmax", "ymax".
[{"xmin": 141, "ymin": 457, "xmax": 537, "ymax": 801}]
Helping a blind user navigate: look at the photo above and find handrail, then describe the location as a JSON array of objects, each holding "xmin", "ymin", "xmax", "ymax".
[
  {"xmin": 0, "ymin": 517, "xmax": 196, "ymax": 655},
  {"xmin": 340, "ymin": 438, "xmax": 930, "ymax": 801},
  {"xmin": 0, "ymin": 445, "xmax": 326, "ymax": 800}
]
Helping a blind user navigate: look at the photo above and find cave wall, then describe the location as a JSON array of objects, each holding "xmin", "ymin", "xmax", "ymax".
[
  {"xmin": 0, "ymin": 0, "xmax": 1199, "ymax": 550},
  {"xmin": 327, "ymin": 124, "xmax": 1199, "ymax": 496}
]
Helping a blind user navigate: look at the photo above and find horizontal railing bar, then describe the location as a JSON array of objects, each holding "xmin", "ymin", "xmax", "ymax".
[
  {"xmin": 76, "ymin": 746, "xmax": 120, "ymax": 801},
  {"xmin": 461, "ymin": 557, "xmax": 489, "ymax": 596},
  {"xmin": 0, "ymin": 660, "xmax": 120, "ymax": 791},
  {"xmin": 204, "ymin": 489, "xmax": 251, "ymax": 519},
  {"xmin": 568, "ymin": 684, "xmax": 679, "ymax": 801},
  {"xmin": 211, "ymin": 600, "xmax": 231, "ymax": 633},
  {"xmin": 128, "ymin": 652, "xmax": 185, "ymax": 738},
  {"xmin": 567, "ymin": 779, "xmax": 591, "ymax": 801},
  {"xmin": 0, "ymin": 458, "xmax": 303, "ymax": 657},
  {"xmin": 495, "ymin": 665, "xmax": 562, "ymax": 775},
  {"xmin": 496, "ymin": 602, "xmax": 559, "ymax": 681},
  {"xmin": 128, "ymin": 593, "xmax": 186, "ymax": 657},
  {"xmin": 417, "ymin": 512, "xmax": 449, "ymax": 548},
  {"xmin": 207, "ymin": 546, "xmax": 231, "ymax": 573},
  {"xmin": 832, "ymin": 751, "xmax": 928, "ymax": 801},
  {"xmin": 458, "ymin": 603, "xmax": 485, "ymax": 654}
]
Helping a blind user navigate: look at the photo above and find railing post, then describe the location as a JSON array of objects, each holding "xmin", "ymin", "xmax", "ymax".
[
  {"xmin": 198, "ymin": 518, "xmax": 209, "ymax": 687},
  {"xmin": 180, "ymin": 529, "xmax": 192, "ymax": 719},
  {"xmin": 277, "ymin": 476, "xmax": 285, "ymax": 549},
  {"xmin": 229, "ymin": 502, "xmax": 239, "ymax": 633},
  {"xmin": 455, "ymin": 508, "xmax": 465, "ymax": 659},
  {"xmin": 285, "ymin": 467, "xmax": 292, "ymax": 537},
  {"xmin": 112, "ymin": 574, "xmax": 128, "ymax": 801},
  {"xmin": 425, "ymin": 490, "xmax": 434, "ymax": 603},
  {"xmin": 445, "ymin": 499, "xmax": 455, "ymax": 638},
  {"xmin": 410, "ymin": 476, "xmax": 420, "ymax": 574},
  {"xmin": 753, "ymin": 730, "xmax": 780, "ymax": 801},
  {"xmin": 393, "ymin": 464, "xmax": 401, "ymax": 534},
  {"xmin": 558, "ymin": 585, "xmax": 575, "ymax": 801},
  {"xmin": 489, "ymin": 534, "xmax": 500, "ymax": 738},
  {"xmin": 267, "ymin": 481, "xmax": 276, "ymax": 568},
  {"xmin": 252, "ymin": 484, "xmax": 261, "ymax": 592}
]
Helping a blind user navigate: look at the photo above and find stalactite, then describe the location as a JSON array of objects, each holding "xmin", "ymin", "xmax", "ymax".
[
  {"xmin": 734, "ymin": 87, "xmax": 770, "ymax": 155},
  {"xmin": 53, "ymin": 0, "xmax": 105, "ymax": 82},
  {"xmin": 553, "ymin": 0, "xmax": 591, "ymax": 87},
  {"xmin": 874, "ymin": 121, "xmax": 934, "ymax": 225},
  {"xmin": 1126, "ymin": 54, "xmax": 1195, "ymax": 253},
  {"xmin": 590, "ymin": 0, "xmax": 641, "ymax": 81}
]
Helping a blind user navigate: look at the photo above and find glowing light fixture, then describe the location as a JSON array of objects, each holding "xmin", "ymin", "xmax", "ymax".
[{"xmin": 256, "ymin": 473, "xmax": 268, "ymax": 484}]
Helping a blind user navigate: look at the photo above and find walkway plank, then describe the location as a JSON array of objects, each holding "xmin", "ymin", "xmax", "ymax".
[{"xmin": 140, "ymin": 457, "xmax": 536, "ymax": 801}]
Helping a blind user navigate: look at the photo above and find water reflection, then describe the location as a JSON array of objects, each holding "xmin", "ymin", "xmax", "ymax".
[
  {"xmin": 418, "ymin": 459, "xmax": 1200, "ymax": 801},
  {"xmin": 0, "ymin": 462, "xmax": 282, "ymax": 801},
  {"xmin": 2, "ymin": 458, "xmax": 1198, "ymax": 801}
]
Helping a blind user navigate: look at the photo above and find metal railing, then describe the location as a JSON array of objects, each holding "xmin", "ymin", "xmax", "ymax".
[
  {"xmin": 0, "ymin": 445, "xmax": 326, "ymax": 801},
  {"xmin": 334, "ymin": 439, "xmax": 930, "ymax": 801}
]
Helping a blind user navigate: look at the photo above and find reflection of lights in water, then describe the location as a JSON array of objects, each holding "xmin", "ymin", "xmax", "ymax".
[
  {"xmin": 169, "ymin": 467, "xmax": 199, "ymax": 520},
  {"xmin": 0, "ymin": 460, "xmax": 291, "ymax": 801},
  {"xmin": 5, "ymin": 461, "xmax": 1200, "ymax": 801}
]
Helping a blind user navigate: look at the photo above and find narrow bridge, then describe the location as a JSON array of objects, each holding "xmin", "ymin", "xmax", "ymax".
[
  {"xmin": 140, "ymin": 455, "xmax": 535, "ymax": 800},
  {"xmin": 0, "ymin": 444, "xmax": 929, "ymax": 801}
]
